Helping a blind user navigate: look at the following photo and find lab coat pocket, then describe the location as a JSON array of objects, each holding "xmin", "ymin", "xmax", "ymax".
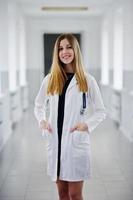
[
  {"xmin": 43, "ymin": 129, "xmax": 53, "ymax": 174},
  {"xmin": 43, "ymin": 130, "xmax": 53, "ymax": 175},
  {"xmin": 72, "ymin": 130, "xmax": 90, "ymax": 150},
  {"xmin": 71, "ymin": 131, "xmax": 91, "ymax": 177},
  {"xmin": 42, "ymin": 129, "xmax": 53, "ymax": 150}
]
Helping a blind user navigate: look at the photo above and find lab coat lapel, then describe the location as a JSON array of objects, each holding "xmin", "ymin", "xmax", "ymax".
[{"xmin": 66, "ymin": 75, "xmax": 77, "ymax": 92}]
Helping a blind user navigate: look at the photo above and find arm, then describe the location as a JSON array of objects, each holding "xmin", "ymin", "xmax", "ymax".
[
  {"xmin": 84, "ymin": 76, "xmax": 107, "ymax": 133},
  {"xmin": 34, "ymin": 74, "xmax": 50, "ymax": 127}
]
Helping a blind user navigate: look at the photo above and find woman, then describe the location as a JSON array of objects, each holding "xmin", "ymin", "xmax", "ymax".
[{"xmin": 34, "ymin": 33, "xmax": 106, "ymax": 200}]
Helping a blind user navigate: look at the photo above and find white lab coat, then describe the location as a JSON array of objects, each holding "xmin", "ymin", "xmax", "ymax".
[{"xmin": 34, "ymin": 73, "xmax": 106, "ymax": 182}]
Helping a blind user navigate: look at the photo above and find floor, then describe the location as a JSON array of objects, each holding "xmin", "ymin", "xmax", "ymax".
[{"xmin": 0, "ymin": 108, "xmax": 133, "ymax": 200}]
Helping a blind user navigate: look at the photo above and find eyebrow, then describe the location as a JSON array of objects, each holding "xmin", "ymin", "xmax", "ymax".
[{"xmin": 59, "ymin": 44, "xmax": 71, "ymax": 47}]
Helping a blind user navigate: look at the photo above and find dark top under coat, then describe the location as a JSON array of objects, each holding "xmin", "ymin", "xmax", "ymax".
[{"xmin": 57, "ymin": 72, "xmax": 74, "ymax": 177}]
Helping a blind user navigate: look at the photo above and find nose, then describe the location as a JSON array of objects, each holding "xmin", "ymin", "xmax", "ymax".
[{"xmin": 62, "ymin": 48, "xmax": 68, "ymax": 54}]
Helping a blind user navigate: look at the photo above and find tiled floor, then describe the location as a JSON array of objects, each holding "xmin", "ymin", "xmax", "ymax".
[{"xmin": 0, "ymin": 108, "xmax": 133, "ymax": 200}]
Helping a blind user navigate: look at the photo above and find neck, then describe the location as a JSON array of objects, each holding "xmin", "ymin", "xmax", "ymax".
[{"xmin": 64, "ymin": 64, "xmax": 74, "ymax": 73}]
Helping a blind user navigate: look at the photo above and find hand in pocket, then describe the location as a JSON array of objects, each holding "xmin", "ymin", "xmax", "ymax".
[
  {"xmin": 70, "ymin": 122, "xmax": 88, "ymax": 132},
  {"xmin": 39, "ymin": 120, "xmax": 52, "ymax": 133}
]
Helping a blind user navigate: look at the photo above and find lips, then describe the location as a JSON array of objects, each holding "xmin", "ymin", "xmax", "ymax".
[
  {"xmin": 59, "ymin": 53, "xmax": 74, "ymax": 64},
  {"xmin": 63, "ymin": 55, "xmax": 71, "ymax": 59}
]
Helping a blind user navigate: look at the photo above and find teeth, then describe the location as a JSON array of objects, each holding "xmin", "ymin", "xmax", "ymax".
[{"xmin": 63, "ymin": 55, "xmax": 70, "ymax": 59}]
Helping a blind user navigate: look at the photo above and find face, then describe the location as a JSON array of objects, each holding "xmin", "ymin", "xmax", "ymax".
[{"xmin": 58, "ymin": 38, "xmax": 74, "ymax": 65}]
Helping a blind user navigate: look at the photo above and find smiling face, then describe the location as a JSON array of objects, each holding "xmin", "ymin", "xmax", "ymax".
[{"xmin": 58, "ymin": 38, "xmax": 74, "ymax": 66}]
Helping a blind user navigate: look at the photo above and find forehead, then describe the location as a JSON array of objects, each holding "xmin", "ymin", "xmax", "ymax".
[{"xmin": 59, "ymin": 38, "xmax": 70, "ymax": 46}]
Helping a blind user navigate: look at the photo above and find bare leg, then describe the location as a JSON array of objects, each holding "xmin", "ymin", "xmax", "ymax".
[
  {"xmin": 68, "ymin": 181, "xmax": 84, "ymax": 200},
  {"xmin": 56, "ymin": 179, "xmax": 70, "ymax": 200}
]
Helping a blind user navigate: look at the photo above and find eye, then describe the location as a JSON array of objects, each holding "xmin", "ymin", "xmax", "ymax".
[
  {"xmin": 58, "ymin": 47, "xmax": 63, "ymax": 51},
  {"xmin": 67, "ymin": 46, "xmax": 72, "ymax": 49}
]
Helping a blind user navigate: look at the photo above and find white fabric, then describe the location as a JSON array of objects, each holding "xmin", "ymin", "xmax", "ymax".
[{"xmin": 34, "ymin": 73, "xmax": 106, "ymax": 182}]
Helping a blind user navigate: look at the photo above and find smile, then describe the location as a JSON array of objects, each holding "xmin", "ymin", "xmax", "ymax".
[{"xmin": 63, "ymin": 55, "xmax": 71, "ymax": 59}]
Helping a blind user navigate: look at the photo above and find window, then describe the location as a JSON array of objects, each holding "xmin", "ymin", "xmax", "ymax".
[
  {"xmin": 8, "ymin": 4, "xmax": 17, "ymax": 92},
  {"xmin": 19, "ymin": 17, "xmax": 26, "ymax": 86},
  {"xmin": 113, "ymin": 8, "xmax": 123, "ymax": 90},
  {"xmin": 101, "ymin": 22, "xmax": 109, "ymax": 85}
]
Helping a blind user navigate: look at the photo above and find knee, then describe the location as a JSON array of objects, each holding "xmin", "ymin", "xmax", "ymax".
[
  {"xmin": 58, "ymin": 189, "xmax": 69, "ymax": 200},
  {"xmin": 69, "ymin": 192, "xmax": 82, "ymax": 200}
]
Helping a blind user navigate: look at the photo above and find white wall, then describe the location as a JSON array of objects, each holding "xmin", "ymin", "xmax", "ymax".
[
  {"xmin": 26, "ymin": 16, "xmax": 102, "ymax": 103},
  {"xmin": 26, "ymin": 16, "xmax": 102, "ymax": 71},
  {"xmin": 123, "ymin": 0, "xmax": 133, "ymax": 71},
  {"xmin": 0, "ymin": 0, "xmax": 8, "ymax": 72},
  {"xmin": 101, "ymin": 0, "xmax": 133, "ymax": 141},
  {"xmin": 0, "ymin": 0, "xmax": 28, "ymax": 151},
  {"xmin": 0, "ymin": 0, "xmax": 27, "ymax": 93},
  {"xmin": 101, "ymin": 0, "xmax": 133, "ymax": 88},
  {"xmin": 0, "ymin": 0, "xmax": 8, "ymax": 94}
]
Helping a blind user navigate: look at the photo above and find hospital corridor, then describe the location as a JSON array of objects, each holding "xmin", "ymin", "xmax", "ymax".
[{"xmin": 0, "ymin": 0, "xmax": 133, "ymax": 200}]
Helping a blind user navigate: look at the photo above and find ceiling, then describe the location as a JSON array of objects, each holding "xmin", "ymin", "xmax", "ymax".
[{"xmin": 10, "ymin": 0, "xmax": 123, "ymax": 17}]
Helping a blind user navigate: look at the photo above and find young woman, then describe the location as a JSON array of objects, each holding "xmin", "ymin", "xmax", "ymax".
[{"xmin": 34, "ymin": 33, "xmax": 106, "ymax": 200}]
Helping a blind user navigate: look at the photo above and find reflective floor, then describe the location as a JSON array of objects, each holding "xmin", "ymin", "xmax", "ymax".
[{"xmin": 0, "ymin": 108, "xmax": 133, "ymax": 200}]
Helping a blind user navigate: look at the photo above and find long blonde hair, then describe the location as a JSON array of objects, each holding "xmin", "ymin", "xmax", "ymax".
[{"xmin": 47, "ymin": 33, "xmax": 89, "ymax": 94}]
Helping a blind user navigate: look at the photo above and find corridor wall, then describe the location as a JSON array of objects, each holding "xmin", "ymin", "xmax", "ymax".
[
  {"xmin": 101, "ymin": 0, "xmax": 133, "ymax": 141},
  {"xmin": 0, "ymin": 0, "xmax": 28, "ymax": 151}
]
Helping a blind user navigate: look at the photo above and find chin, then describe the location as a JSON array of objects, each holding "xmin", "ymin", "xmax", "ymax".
[{"xmin": 63, "ymin": 60, "xmax": 73, "ymax": 64}]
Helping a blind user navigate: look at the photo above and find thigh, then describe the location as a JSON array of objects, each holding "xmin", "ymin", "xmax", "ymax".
[
  {"xmin": 68, "ymin": 181, "xmax": 84, "ymax": 195},
  {"xmin": 56, "ymin": 179, "xmax": 69, "ymax": 193}
]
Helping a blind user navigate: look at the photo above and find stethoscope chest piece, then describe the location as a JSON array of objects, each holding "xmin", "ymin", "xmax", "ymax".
[{"xmin": 80, "ymin": 93, "xmax": 86, "ymax": 115}]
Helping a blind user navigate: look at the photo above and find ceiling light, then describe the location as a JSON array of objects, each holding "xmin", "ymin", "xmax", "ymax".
[{"xmin": 41, "ymin": 6, "xmax": 88, "ymax": 12}]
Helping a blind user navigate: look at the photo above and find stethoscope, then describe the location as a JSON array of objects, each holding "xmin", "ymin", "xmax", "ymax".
[{"xmin": 80, "ymin": 93, "xmax": 86, "ymax": 115}]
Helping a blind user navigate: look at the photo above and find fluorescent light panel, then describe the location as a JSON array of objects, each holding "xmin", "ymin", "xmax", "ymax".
[{"xmin": 41, "ymin": 6, "xmax": 88, "ymax": 11}]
